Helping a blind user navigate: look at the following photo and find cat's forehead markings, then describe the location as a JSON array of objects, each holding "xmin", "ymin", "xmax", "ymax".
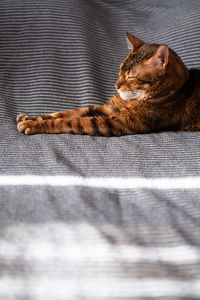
[
  {"xmin": 121, "ymin": 53, "xmax": 136, "ymax": 71},
  {"xmin": 121, "ymin": 44, "xmax": 160, "ymax": 72}
]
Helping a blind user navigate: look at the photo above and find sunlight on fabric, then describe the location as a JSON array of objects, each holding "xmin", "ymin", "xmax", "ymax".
[
  {"xmin": 0, "ymin": 175, "xmax": 200, "ymax": 189},
  {"xmin": 0, "ymin": 278, "xmax": 200, "ymax": 298},
  {"xmin": 1, "ymin": 222, "xmax": 200, "ymax": 298},
  {"xmin": 1, "ymin": 240, "xmax": 200, "ymax": 264},
  {"xmin": 0, "ymin": 222, "xmax": 200, "ymax": 264}
]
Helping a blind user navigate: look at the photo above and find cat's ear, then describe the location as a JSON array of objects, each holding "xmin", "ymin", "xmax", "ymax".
[
  {"xmin": 146, "ymin": 45, "xmax": 169, "ymax": 69},
  {"xmin": 126, "ymin": 32, "xmax": 145, "ymax": 52}
]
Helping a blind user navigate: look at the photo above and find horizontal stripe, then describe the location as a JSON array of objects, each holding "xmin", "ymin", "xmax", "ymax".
[
  {"xmin": 1, "ymin": 239, "xmax": 199, "ymax": 264},
  {"xmin": 0, "ymin": 278, "xmax": 200, "ymax": 298},
  {"xmin": 1, "ymin": 175, "xmax": 200, "ymax": 189}
]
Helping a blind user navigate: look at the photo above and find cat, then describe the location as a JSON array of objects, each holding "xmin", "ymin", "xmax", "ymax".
[{"xmin": 17, "ymin": 32, "xmax": 200, "ymax": 136}]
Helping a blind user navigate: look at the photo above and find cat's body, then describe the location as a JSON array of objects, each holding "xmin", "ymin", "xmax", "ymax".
[{"xmin": 17, "ymin": 33, "xmax": 200, "ymax": 136}]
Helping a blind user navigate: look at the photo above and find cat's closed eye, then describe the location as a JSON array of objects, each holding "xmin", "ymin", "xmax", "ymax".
[{"xmin": 127, "ymin": 76, "xmax": 136, "ymax": 80}]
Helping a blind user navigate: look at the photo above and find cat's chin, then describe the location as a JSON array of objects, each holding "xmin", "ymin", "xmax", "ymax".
[{"xmin": 117, "ymin": 90, "xmax": 141, "ymax": 101}]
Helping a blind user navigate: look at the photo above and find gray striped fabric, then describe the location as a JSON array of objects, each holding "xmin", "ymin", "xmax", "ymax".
[{"xmin": 0, "ymin": 0, "xmax": 200, "ymax": 299}]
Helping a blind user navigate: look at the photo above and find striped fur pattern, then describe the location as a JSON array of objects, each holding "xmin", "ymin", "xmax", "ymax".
[{"xmin": 17, "ymin": 33, "xmax": 200, "ymax": 136}]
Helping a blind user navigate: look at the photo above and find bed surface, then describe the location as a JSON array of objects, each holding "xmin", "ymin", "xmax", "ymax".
[{"xmin": 0, "ymin": 0, "xmax": 200, "ymax": 299}]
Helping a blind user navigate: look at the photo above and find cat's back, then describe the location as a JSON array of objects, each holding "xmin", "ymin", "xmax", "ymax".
[
  {"xmin": 189, "ymin": 69, "xmax": 200, "ymax": 92},
  {"xmin": 187, "ymin": 69, "xmax": 200, "ymax": 107}
]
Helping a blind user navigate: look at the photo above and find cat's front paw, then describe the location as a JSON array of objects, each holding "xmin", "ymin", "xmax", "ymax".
[
  {"xmin": 18, "ymin": 120, "xmax": 41, "ymax": 135},
  {"xmin": 17, "ymin": 114, "xmax": 43, "ymax": 122}
]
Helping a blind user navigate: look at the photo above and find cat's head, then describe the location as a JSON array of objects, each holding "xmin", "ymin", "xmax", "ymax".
[{"xmin": 116, "ymin": 32, "xmax": 189, "ymax": 101}]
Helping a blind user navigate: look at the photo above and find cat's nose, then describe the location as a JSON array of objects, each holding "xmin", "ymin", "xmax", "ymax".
[{"xmin": 115, "ymin": 80, "xmax": 123, "ymax": 90}]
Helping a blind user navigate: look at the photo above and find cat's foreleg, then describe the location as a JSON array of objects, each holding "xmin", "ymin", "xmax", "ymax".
[
  {"xmin": 17, "ymin": 105, "xmax": 113, "ymax": 123},
  {"xmin": 17, "ymin": 107, "xmax": 93, "ymax": 122},
  {"xmin": 182, "ymin": 122, "xmax": 200, "ymax": 131},
  {"xmin": 17, "ymin": 115, "xmax": 131, "ymax": 136}
]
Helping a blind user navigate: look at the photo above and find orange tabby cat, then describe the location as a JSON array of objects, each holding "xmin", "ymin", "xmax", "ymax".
[{"xmin": 17, "ymin": 32, "xmax": 200, "ymax": 136}]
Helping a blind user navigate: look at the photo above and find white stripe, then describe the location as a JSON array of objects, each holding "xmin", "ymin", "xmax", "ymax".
[
  {"xmin": 0, "ymin": 175, "xmax": 200, "ymax": 189},
  {"xmin": 1, "ymin": 278, "xmax": 200, "ymax": 298},
  {"xmin": 1, "ymin": 242, "xmax": 200, "ymax": 264},
  {"xmin": 1, "ymin": 222, "xmax": 200, "ymax": 297},
  {"xmin": 0, "ymin": 222, "xmax": 200, "ymax": 265},
  {"xmin": 0, "ymin": 222, "xmax": 200, "ymax": 264}
]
